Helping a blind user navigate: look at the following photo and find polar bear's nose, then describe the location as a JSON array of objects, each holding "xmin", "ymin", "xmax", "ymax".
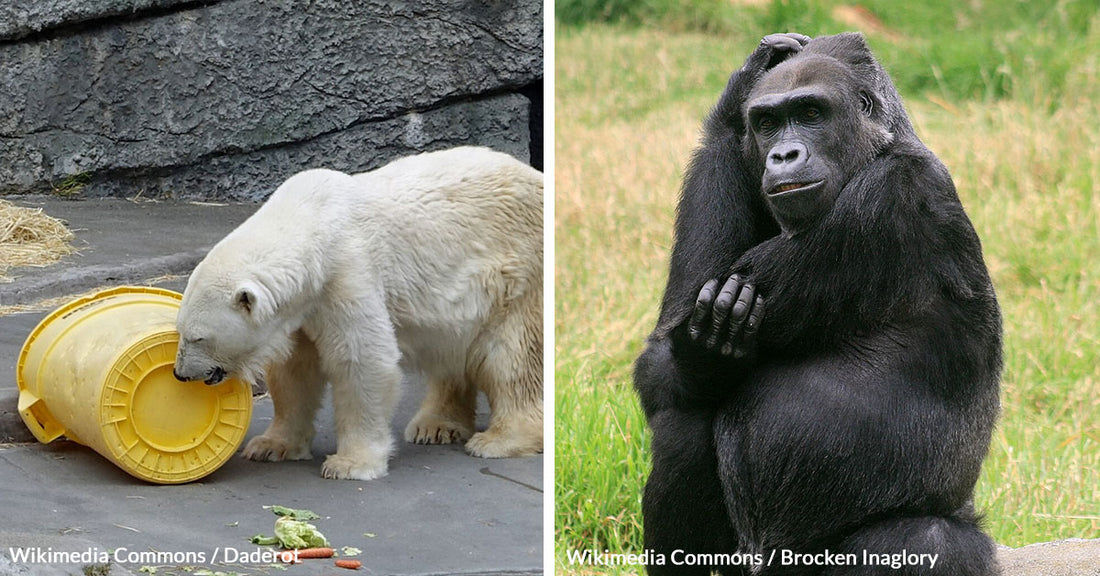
[{"xmin": 173, "ymin": 368, "xmax": 188, "ymax": 382}]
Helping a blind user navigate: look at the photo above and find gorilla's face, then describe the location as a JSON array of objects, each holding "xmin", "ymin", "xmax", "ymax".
[{"xmin": 745, "ymin": 55, "xmax": 888, "ymax": 234}]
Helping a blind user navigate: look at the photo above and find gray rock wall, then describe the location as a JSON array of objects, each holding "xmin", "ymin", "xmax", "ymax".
[{"xmin": 0, "ymin": 0, "xmax": 543, "ymax": 201}]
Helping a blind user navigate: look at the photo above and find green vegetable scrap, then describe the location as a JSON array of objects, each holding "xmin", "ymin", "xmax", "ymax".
[
  {"xmin": 254, "ymin": 516, "xmax": 328, "ymax": 550},
  {"xmin": 250, "ymin": 504, "xmax": 329, "ymax": 550},
  {"xmin": 263, "ymin": 505, "xmax": 321, "ymax": 520},
  {"xmin": 249, "ymin": 534, "xmax": 279, "ymax": 546}
]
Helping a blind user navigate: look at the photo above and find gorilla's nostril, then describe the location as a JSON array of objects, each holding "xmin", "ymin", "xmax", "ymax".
[{"xmin": 769, "ymin": 143, "xmax": 808, "ymax": 165}]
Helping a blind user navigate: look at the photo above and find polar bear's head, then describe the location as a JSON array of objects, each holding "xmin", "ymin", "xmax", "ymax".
[{"xmin": 174, "ymin": 267, "xmax": 292, "ymax": 386}]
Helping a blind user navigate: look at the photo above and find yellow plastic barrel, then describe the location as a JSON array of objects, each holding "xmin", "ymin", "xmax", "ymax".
[{"xmin": 16, "ymin": 286, "xmax": 252, "ymax": 484}]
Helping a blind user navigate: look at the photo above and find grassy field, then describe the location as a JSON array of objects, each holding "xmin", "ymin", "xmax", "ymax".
[{"xmin": 554, "ymin": 4, "xmax": 1100, "ymax": 570}]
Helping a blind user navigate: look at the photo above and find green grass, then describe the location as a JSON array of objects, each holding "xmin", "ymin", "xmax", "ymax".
[
  {"xmin": 555, "ymin": 10, "xmax": 1100, "ymax": 571},
  {"xmin": 555, "ymin": 0, "xmax": 740, "ymax": 34},
  {"xmin": 50, "ymin": 171, "xmax": 91, "ymax": 198},
  {"xmin": 556, "ymin": 0, "xmax": 1100, "ymax": 101}
]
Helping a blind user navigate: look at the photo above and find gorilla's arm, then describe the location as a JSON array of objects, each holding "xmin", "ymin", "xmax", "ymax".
[
  {"xmin": 654, "ymin": 33, "xmax": 808, "ymax": 338},
  {"xmin": 636, "ymin": 34, "xmax": 808, "ymax": 416}
]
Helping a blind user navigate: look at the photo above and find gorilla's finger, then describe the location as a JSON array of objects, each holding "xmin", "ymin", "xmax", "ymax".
[
  {"xmin": 747, "ymin": 35, "xmax": 796, "ymax": 74},
  {"xmin": 782, "ymin": 32, "xmax": 812, "ymax": 46},
  {"xmin": 734, "ymin": 295, "xmax": 764, "ymax": 359},
  {"xmin": 762, "ymin": 34, "xmax": 804, "ymax": 53},
  {"xmin": 745, "ymin": 295, "xmax": 765, "ymax": 336},
  {"xmin": 706, "ymin": 275, "xmax": 741, "ymax": 349},
  {"xmin": 758, "ymin": 34, "xmax": 805, "ymax": 70},
  {"xmin": 689, "ymin": 279, "xmax": 720, "ymax": 341},
  {"xmin": 731, "ymin": 283, "xmax": 756, "ymax": 323},
  {"xmin": 726, "ymin": 283, "xmax": 756, "ymax": 349}
]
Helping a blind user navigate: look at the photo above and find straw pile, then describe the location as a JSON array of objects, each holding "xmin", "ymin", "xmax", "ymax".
[{"xmin": 0, "ymin": 199, "xmax": 76, "ymax": 283}]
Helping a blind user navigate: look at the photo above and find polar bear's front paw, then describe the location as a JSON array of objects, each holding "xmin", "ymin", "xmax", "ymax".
[
  {"xmin": 321, "ymin": 452, "xmax": 389, "ymax": 481},
  {"xmin": 242, "ymin": 435, "xmax": 312, "ymax": 462},
  {"xmin": 404, "ymin": 414, "xmax": 474, "ymax": 445},
  {"xmin": 466, "ymin": 428, "xmax": 543, "ymax": 459}
]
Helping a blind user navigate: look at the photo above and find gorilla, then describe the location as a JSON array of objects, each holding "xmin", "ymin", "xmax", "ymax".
[{"xmin": 633, "ymin": 32, "xmax": 1002, "ymax": 575}]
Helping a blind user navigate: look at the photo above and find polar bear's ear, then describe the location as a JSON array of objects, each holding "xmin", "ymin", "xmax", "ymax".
[{"xmin": 233, "ymin": 280, "xmax": 276, "ymax": 323}]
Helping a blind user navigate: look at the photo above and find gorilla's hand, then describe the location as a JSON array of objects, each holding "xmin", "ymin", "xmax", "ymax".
[
  {"xmin": 745, "ymin": 33, "xmax": 812, "ymax": 73},
  {"xmin": 687, "ymin": 275, "xmax": 765, "ymax": 359}
]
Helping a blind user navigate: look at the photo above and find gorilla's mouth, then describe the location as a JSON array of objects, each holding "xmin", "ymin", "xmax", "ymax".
[
  {"xmin": 204, "ymin": 367, "xmax": 228, "ymax": 386},
  {"xmin": 768, "ymin": 181, "xmax": 824, "ymax": 196}
]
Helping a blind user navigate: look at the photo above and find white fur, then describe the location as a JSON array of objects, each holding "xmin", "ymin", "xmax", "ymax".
[{"xmin": 175, "ymin": 147, "xmax": 543, "ymax": 480}]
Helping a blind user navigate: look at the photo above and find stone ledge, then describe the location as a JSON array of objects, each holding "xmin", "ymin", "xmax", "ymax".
[{"xmin": 998, "ymin": 538, "xmax": 1100, "ymax": 575}]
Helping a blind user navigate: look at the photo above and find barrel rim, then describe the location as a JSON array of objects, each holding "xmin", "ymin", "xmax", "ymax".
[{"xmin": 16, "ymin": 285, "xmax": 184, "ymax": 398}]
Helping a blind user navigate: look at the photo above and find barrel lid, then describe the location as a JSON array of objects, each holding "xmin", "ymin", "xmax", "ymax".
[{"xmin": 100, "ymin": 330, "xmax": 252, "ymax": 484}]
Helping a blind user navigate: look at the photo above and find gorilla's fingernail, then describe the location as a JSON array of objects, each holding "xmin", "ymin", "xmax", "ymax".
[
  {"xmin": 721, "ymin": 343, "xmax": 733, "ymax": 356},
  {"xmin": 689, "ymin": 328, "xmax": 700, "ymax": 340},
  {"xmin": 733, "ymin": 348, "xmax": 746, "ymax": 359}
]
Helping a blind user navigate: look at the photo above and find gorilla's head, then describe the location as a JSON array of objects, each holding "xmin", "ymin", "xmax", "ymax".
[{"xmin": 743, "ymin": 33, "xmax": 913, "ymax": 235}]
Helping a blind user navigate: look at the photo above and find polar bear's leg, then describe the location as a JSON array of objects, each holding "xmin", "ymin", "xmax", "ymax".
[
  {"xmin": 404, "ymin": 376, "xmax": 476, "ymax": 445},
  {"xmin": 242, "ymin": 331, "xmax": 323, "ymax": 462},
  {"xmin": 320, "ymin": 357, "xmax": 401, "ymax": 480},
  {"xmin": 314, "ymin": 298, "xmax": 402, "ymax": 481},
  {"xmin": 465, "ymin": 292, "xmax": 543, "ymax": 458}
]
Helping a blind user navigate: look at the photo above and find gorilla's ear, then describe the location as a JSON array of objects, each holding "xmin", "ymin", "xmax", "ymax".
[
  {"xmin": 233, "ymin": 280, "xmax": 276, "ymax": 323},
  {"xmin": 859, "ymin": 91, "xmax": 875, "ymax": 115}
]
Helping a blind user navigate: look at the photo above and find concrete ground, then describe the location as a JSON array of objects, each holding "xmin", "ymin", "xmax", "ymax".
[{"xmin": 0, "ymin": 197, "xmax": 543, "ymax": 576}]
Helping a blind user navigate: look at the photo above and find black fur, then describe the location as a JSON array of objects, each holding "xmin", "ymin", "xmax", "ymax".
[{"xmin": 634, "ymin": 33, "xmax": 1002, "ymax": 575}]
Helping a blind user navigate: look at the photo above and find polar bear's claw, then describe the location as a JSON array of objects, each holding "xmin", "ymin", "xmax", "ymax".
[
  {"xmin": 242, "ymin": 435, "xmax": 312, "ymax": 462},
  {"xmin": 404, "ymin": 415, "xmax": 474, "ymax": 445}
]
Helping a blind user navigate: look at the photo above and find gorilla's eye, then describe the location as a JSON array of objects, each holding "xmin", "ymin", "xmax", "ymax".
[
  {"xmin": 756, "ymin": 115, "xmax": 778, "ymax": 132},
  {"xmin": 802, "ymin": 107, "xmax": 821, "ymax": 121}
]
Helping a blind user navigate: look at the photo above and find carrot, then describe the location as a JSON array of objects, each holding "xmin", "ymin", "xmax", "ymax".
[
  {"xmin": 335, "ymin": 559, "xmax": 362, "ymax": 570},
  {"xmin": 291, "ymin": 547, "xmax": 335, "ymax": 559}
]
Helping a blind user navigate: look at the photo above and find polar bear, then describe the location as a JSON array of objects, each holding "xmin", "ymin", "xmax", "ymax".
[{"xmin": 173, "ymin": 147, "xmax": 543, "ymax": 480}]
